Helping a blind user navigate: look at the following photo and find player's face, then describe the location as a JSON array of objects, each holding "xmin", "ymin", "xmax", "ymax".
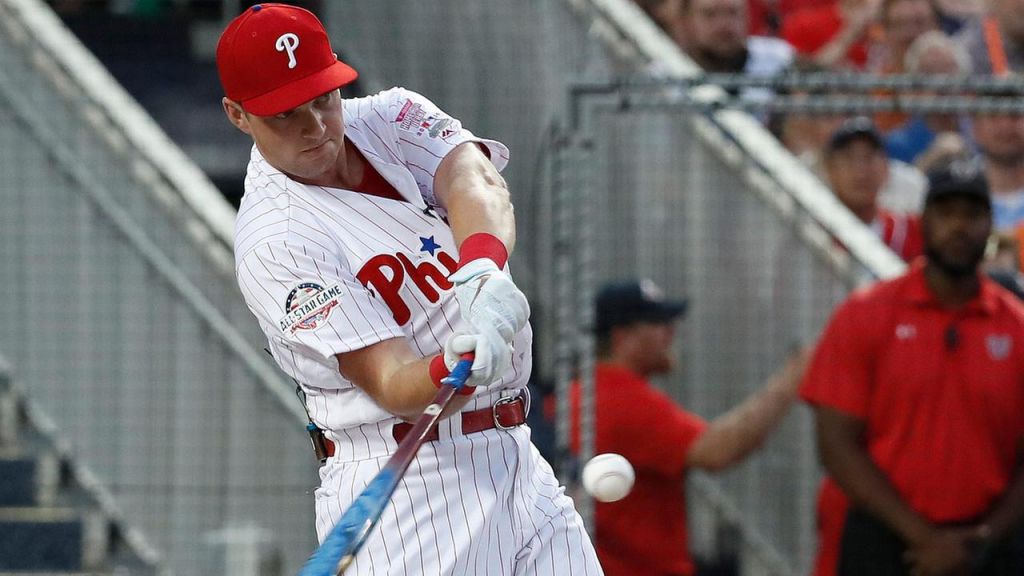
[
  {"xmin": 227, "ymin": 90, "xmax": 345, "ymax": 183},
  {"xmin": 923, "ymin": 195, "xmax": 991, "ymax": 277}
]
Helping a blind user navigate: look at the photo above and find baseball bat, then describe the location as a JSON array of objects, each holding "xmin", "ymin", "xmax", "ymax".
[{"xmin": 297, "ymin": 354, "xmax": 475, "ymax": 576}]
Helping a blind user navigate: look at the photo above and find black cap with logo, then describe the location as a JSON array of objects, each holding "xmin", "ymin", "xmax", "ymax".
[
  {"xmin": 924, "ymin": 158, "xmax": 991, "ymax": 208},
  {"xmin": 596, "ymin": 279, "xmax": 688, "ymax": 335}
]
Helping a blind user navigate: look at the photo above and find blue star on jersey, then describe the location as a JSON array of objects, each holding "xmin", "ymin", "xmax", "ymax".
[{"xmin": 420, "ymin": 236, "xmax": 441, "ymax": 256}]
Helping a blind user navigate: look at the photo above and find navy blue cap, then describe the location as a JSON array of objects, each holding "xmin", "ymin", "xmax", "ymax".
[
  {"xmin": 826, "ymin": 116, "xmax": 884, "ymax": 152},
  {"xmin": 925, "ymin": 158, "xmax": 991, "ymax": 207},
  {"xmin": 596, "ymin": 279, "xmax": 687, "ymax": 334}
]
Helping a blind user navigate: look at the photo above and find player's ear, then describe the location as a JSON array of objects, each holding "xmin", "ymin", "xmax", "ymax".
[{"xmin": 222, "ymin": 97, "xmax": 253, "ymax": 135}]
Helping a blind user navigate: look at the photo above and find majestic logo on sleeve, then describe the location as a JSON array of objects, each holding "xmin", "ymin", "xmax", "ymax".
[
  {"xmin": 394, "ymin": 99, "xmax": 459, "ymax": 139},
  {"xmin": 357, "ymin": 249, "xmax": 458, "ymax": 326},
  {"xmin": 279, "ymin": 282, "xmax": 342, "ymax": 333}
]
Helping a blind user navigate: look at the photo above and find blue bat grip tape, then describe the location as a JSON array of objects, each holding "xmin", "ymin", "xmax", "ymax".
[{"xmin": 441, "ymin": 358, "xmax": 473, "ymax": 389}]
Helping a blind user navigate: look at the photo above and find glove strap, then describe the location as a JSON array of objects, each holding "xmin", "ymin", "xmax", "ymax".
[
  {"xmin": 458, "ymin": 233, "xmax": 508, "ymax": 269},
  {"xmin": 429, "ymin": 354, "xmax": 476, "ymax": 395}
]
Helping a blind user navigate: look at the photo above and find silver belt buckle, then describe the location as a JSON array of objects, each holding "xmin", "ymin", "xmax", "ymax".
[{"xmin": 492, "ymin": 395, "xmax": 520, "ymax": 430}]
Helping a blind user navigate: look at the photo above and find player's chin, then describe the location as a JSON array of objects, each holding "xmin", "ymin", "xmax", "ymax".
[{"xmin": 290, "ymin": 156, "xmax": 335, "ymax": 180}]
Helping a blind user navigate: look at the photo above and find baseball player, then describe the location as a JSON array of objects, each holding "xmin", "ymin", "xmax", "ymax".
[{"xmin": 216, "ymin": 4, "xmax": 602, "ymax": 574}]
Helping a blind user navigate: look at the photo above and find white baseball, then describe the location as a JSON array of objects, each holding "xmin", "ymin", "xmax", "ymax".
[{"xmin": 581, "ymin": 453, "xmax": 635, "ymax": 503}]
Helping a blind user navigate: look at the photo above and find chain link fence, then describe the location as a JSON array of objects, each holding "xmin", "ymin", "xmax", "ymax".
[{"xmin": 5, "ymin": 0, "xmax": 1024, "ymax": 574}]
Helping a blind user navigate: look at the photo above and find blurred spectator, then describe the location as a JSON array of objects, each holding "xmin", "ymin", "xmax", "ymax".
[
  {"xmin": 956, "ymin": 0, "xmax": 1024, "ymax": 74},
  {"xmin": 884, "ymin": 30, "xmax": 973, "ymax": 165},
  {"xmin": 639, "ymin": 0, "xmax": 793, "ymax": 115},
  {"xmin": 869, "ymin": 0, "xmax": 942, "ymax": 131},
  {"xmin": 987, "ymin": 232, "xmax": 1024, "ymax": 271},
  {"xmin": 869, "ymin": 0, "xmax": 941, "ymax": 75},
  {"xmin": 802, "ymin": 159, "xmax": 1024, "ymax": 576},
  {"xmin": 824, "ymin": 117, "xmax": 925, "ymax": 258},
  {"xmin": 782, "ymin": 0, "xmax": 880, "ymax": 69},
  {"xmin": 747, "ymin": 0, "xmax": 837, "ymax": 36},
  {"xmin": 972, "ymin": 96, "xmax": 1024, "ymax": 233},
  {"xmin": 770, "ymin": 61, "xmax": 851, "ymax": 166},
  {"xmin": 679, "ymin": 0, "xmax": 794, "ymax": 77},
  {"xmin": 568, "ymin": 279, "xmax": 808, "ymax": 576},
  {"xmin": 984, "ymin": 232, "xmax": 1024, "ymax": 298},
  {"xmin": 932, "ymin": 0, "xmax": 985, "ymax": 33},
  {"xmin": 636, "ymin": 0, "xmax": 795, "ymax": 74},
  {"xmin": 635, "ymin": 0, "xmax": 691, "ymax": 51}
]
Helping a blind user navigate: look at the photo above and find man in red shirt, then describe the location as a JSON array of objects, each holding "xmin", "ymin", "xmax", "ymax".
[
  {"xmin": 570, "ymin": 279, "xmax": 808, "ymax": 576},
  {"xmin": 802, "ymin": 159, "xmax": 1024, "ymax": 575}
]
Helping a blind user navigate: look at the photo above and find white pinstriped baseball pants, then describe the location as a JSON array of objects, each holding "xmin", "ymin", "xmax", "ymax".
[{"xmin": 315, "ymin": 423, "xmax": 603, "ymax": 575}]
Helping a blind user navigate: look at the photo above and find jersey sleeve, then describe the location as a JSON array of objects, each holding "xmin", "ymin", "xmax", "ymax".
[
  {"xmin": 236, "ymin": 240, "xmax": 406, "ymax": 361},
  {"xmin": 602, "ymin": 385, "xmax": 708, "ymax": 477},
  {"xmin": 799, "ymin": 298, "xmax": 877, "ymax": 419},
  {"xmin": 385, "ymin": 88, "xmax": 510, "ymax": 206}
]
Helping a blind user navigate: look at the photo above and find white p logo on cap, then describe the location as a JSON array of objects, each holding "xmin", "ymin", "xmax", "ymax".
[{"xmin": 275, "ymin": 33, "xmax": 300, "ymax": 69}]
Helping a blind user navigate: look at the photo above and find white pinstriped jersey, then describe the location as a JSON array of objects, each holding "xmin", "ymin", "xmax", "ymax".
[
  {"xmin": 234, "ymin": 87, "xmax": 532, "ymax": 433},
  {"xmin": 233, "ymin": 88, "xmax": 601, "ymax": 575}
]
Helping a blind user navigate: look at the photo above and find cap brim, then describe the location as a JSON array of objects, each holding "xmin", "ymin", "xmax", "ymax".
[
  {"xmin": 652, "ymin": 300, "xmax": 688, "ymax": 321},
  {"xmin": 242, "ymin": 60, "xmax": 358, "ymax": 116}
]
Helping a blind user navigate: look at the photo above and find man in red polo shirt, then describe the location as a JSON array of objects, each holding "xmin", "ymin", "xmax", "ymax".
[
  {"xmin": 802, "ymin": 159, "xmax": 1024, "ymax": 576},
  {"xmin": 569, "ymin": 279, "xmax": 808, "ymax": 576}
]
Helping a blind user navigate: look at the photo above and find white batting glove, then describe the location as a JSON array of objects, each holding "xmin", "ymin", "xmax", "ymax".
[
  {"xmin": 449, "ymin": 259, "xmax": 530, "ymax": 343},
  {"xmin": 444, "ymin": 329, "xmax": 512, "ymax": 389}
]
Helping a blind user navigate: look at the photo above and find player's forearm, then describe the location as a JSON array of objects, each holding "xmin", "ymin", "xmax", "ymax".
[
  {"xmin": 817, "ymin": 409, "xmax": 933, "ymax": 545},
  {"xmin": 373, "ymin": 359, "xmax": 472, "ymax": 421},
  {"xmin": 446, "ymin": 177, "xmax": 516, "ymax": 253},
  {"xmin": 435, "ymin": 142, "xmax": 516, "ymax": 253},
  {"xmin": 337, "ymin": 341, "xmax": 471, "ymax": 421}
]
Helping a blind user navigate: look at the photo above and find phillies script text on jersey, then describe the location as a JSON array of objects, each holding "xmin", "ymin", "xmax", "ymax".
[{"xmin": 357, "ymin": 249, "xmax": 459, "ymax": 326}]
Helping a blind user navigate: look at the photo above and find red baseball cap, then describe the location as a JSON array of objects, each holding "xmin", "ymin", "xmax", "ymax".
[{"xmin": 216, "ymin": 3, "xmax": 358, "ymax": 116}]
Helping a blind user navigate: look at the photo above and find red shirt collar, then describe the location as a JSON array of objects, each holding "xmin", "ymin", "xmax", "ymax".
[
  {"xmin": 902, "ymin": 259, "xmax": 999, "ymax": 315},
  {"xmin": 595, "ymin": 362, "xmax": 648, "ymax": 384}
]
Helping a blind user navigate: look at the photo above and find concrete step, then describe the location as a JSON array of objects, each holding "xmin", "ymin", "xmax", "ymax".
[{"xmin": 0, "ymin": 507, "xmax": 107, "ymax": 572}]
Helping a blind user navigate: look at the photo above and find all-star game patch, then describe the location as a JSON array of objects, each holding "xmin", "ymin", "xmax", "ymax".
[{"xmin": 279, "ymin": 282, "xmax": 342, "ymax": 333}]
